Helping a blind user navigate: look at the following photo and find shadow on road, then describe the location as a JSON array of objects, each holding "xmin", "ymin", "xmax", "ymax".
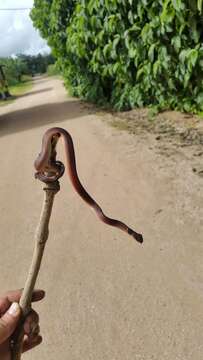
[
  {"xmin": 0, "ymin": 100, "xmax": 95, "ymax": 137},
  {"xmin": 18, "ymin": 87, "xmax": 53, "ymax": 99}
]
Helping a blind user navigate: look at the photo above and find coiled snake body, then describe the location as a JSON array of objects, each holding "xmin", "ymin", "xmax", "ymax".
[{"xmin": 34, "ymin": 127, "xmax": 143, "ymax": 244}]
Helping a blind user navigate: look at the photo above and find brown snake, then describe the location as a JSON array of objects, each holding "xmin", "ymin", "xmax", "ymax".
[{"xmin": 34, "ymin": 127, "xmax": 143, "ymax": 244}]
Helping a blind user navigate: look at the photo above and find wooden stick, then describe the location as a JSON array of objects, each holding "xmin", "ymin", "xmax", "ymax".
[{"xmin": 11, "ymin": 180, "xmax": 60, "ymax": 360}]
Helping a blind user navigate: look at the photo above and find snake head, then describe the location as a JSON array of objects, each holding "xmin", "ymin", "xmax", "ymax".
[
  {"xmin": 34, "ymin": 132, "xmax": 64, "ymax": 183},
  {"xmin": 128, "ymin": 228, "xmax": 143, "ymax": 244}
]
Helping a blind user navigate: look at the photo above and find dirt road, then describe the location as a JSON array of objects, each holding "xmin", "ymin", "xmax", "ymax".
[{"xmin": 0, "ymin": 77, "xmax": 202, "ymax": 360}]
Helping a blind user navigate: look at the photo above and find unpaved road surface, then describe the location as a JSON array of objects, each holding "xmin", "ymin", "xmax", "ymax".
[{"xmin": 0, "ymin": 77, "xmax": 202, "ymax": 360}]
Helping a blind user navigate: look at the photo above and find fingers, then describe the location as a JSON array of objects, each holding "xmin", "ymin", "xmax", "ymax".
[
  {"xmin": 0, "ymin": 289, "xmax": 44, "ymax": 347},
  {"xmin": 0, "ymin": 303, "xmax": 21, "ymax": 343},
  {"xmin": 22, "ymin": 334, "xmax": 42, "ymax": 353},
  {"xmin": 24, "ymin": 310, "xmax": 39, "ymax": 336},
  {"xmin": 0, "ymin": 297, "xmax": 11, "ymax": 315},
  {"xmin": 7, "ymin": 309, "xmax": 41, "ymax": 353},
  {"xmin": 30, "ymin": 324, "xmax": 40, "ymax": 337},
  {"xmin": 5, "ymin": 289, "xmax": 45, "ymax": 304},
  {"xmin": 22, "ymin": 311, "xmax": 42, "ymax": 353},
  {"xmin": 0, "ymin": 289, "xmax": 45, "ymax": 314},
  {"xmin": 31, "ymin": 289, "xmax": 46, "ymax": 302}
]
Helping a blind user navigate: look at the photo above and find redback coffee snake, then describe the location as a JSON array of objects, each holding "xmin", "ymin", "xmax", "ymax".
[{"xmin": 34, "ymin": 127, "xmax": 143, "ymax": 244}]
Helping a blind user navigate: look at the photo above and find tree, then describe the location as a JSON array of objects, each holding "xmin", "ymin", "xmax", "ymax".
[
  {"xmin": 0, "ymin": 54, "xmax": 55, "ymax": 93},
  {"xmin": 31, "ymin": 1, "xmax": 203, "ymax": 112},
  {"xmin": 17, "ymin": 54, "xmax": 55, "ymax": 75}
]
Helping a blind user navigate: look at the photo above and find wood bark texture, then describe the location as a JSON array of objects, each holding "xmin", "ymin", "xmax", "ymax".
[{"xmin": 11, "ymin": 181, "xmax": 60, "ymax": 360}]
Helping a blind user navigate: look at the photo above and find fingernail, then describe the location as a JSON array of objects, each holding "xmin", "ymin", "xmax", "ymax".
[{"xmin": 8, "ymin": 302, "xmax": 20, "ymax": 317}]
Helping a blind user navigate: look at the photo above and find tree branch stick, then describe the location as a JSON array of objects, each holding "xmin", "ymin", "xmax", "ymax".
[{"xmin": 11, "ymin": 181, "xmax": 60, "ymax": 360}]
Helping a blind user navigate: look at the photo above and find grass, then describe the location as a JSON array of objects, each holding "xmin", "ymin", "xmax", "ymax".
[
  {"xmin": 0, "ymin": 77, "xmax": 33, "ymax": 107},
  {"xmin": 197, "ymin": 111, "xmax": 203, "ymax": 119}
]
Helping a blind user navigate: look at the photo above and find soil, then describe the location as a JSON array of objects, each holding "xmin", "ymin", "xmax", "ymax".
[
  {"xmin": 104, "ymin": 108, "xmax": 203, "ymax": 178},
  {"xmin": 0, "ymin": 76, "xmax": 202, "ymax": 360}
]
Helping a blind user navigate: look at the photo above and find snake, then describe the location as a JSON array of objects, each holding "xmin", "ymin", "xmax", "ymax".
[{"xmin": 34, "ymin": 127, "xmax": 143, "ymax": 244}]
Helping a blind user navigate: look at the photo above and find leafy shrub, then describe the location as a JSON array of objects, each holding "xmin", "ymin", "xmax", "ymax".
[
  {"xmin": 47, "ymin": 63, "xmax": 60, "ymax": 76},
  {"xmin": 0, "ymin": 54, "xmax": 55, "ymax": 88},
  {"xmin": 31, "ymin": 0, "xmax": 203, "ymax": 112},
  {"xmin": 0, "ymin": 58, "xmax": 28, "ymax": 86},
  {"xmin": 17, "ymin": 54, "xmax": 55, "ymax": 75}
]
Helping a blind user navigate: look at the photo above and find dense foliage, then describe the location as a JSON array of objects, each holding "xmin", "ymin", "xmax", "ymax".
[
  {"xmin": 18, "ymin": 54, "xmax": 55, "ymax": 76},
  {"xmin": 31, "ymin": 1, "xmax": 203, "ymax": 112},
  {"xmin": 0, "ymin": 57, "xmax": 27, "ymax": 86},
  {"xmin": 0, "ymin": 54, "xmax": 54, "ymax": 86},
  {"xmin": 47, "ymin": 63, "xmax": 60, "ymax": 76}
]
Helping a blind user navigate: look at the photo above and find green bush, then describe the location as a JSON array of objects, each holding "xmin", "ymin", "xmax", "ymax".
[
  {"xmin": 0, "ymin": 58, "xmax": 28, "ymax": 86},
  {"xmin": 31, "ymin": 0, "xmax": 203, "ymax": 112},
  {"xmin": 47, "ymin": 63, "xmax": 60, "ymax": 76},
  {"xmin": 0, "ymin": 54, "xmax": 55, "ymax": 88}
]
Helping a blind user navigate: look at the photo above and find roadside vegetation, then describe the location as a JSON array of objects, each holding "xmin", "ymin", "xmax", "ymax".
[
  {"xmin": 31, "ymin": 1, "xmax": 203, "ymax": 114},
  {"xmin": 0, "ymin": 54, "xmax": 55, "ymax": 105},
  {"xmin": 47, "ymin": 63, "xmax": 61, "ymax": 77},
  {"xmin": 0, "ymin": 80, "xmax": 32, "ymax": 106}
]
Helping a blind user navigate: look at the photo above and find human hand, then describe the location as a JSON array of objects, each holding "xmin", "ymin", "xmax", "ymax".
[{"xmin": 0, "ymin": 289, "xmax": 45, "ymax": 360}]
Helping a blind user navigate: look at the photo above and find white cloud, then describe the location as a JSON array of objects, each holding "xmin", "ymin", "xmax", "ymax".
[{"xmin": 0, "ymin": 0, "xmax": 50, "ymax": 57}]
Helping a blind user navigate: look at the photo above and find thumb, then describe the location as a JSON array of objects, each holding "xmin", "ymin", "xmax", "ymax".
[{"xmin": 0, "ymin": 302, "xmax": 21, "ymax": 344}]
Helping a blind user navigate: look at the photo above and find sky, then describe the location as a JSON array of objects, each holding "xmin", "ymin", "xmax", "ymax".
[{"xmin": 0, "ymin": 0, "xmax": 50, "ymax": 57}]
